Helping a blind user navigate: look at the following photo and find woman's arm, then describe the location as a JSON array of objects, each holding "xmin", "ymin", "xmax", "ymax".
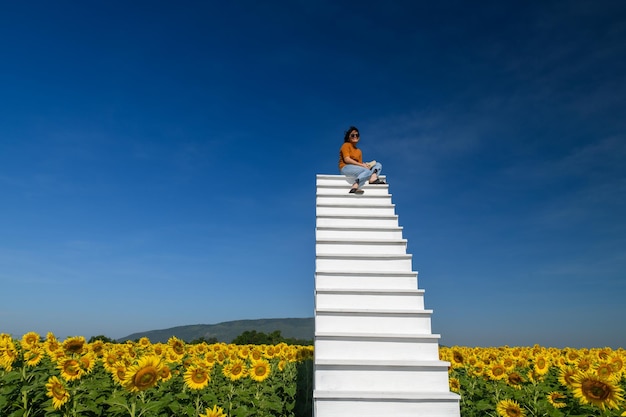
[{"xmin": 343, "ymin": 155, "xmax": 367, "ymax": 168}]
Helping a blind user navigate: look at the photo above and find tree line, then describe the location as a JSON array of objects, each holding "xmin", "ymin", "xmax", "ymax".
[{"xmin": 87, "ymin": 330, "xmax": 313, "ymax": 345}]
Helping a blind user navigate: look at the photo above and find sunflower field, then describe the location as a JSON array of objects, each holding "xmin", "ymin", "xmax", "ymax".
[
  {"xmin": 440, "ymin": 345, "xmax": 626, "ymax": 417},
  {"xmin": 3, "ymin": 332, "xmax": 626, "ymax": 417},
  {"xmin": 0, "ymin": 332, "xmax": 313, "ymax": 417}
]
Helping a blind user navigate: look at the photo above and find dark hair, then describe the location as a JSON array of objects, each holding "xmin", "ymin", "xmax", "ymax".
[{"xmin": 344, "ymin": 126, "xmax": 359, "ymax": 142}]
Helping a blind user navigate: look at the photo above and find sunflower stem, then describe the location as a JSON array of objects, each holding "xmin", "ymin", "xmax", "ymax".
[{"xmin": 195, "ymin": 393, "xmax": 202, "ymax": 417}]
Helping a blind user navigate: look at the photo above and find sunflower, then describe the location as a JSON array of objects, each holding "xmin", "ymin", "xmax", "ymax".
[
  {"xmin": 265, "ymin": 345, "xmax": 277, "ymax": 359},
  {"xmin": 238, "ymin": 345, "xmax": 251, "ymax": 359},
  {"xmin": 250, "ymin": 347, "xmax": 263, "ymax": 361},
  {"xmin": 609, "ymin": 354, "xmax": 624, "ymax": 375},
  {"xmin": 102, "ymin": 352, "xmax": 121, "ymax": 371},
  {"xmin": 469, "ymin": 362, "xmax": 485, "ymax": 377},
  {"xmin": 450, "ymin": 349, "xmax": 465, "ymax": 368},
  {"xmin": 558, "ymin": 366, "xmax": 577, "ymax": 388},
  {"xmin": 24, "ymin": 347, "xmax": 45, "ymax": 367},
  {"xmin": 571, "ymin": 371, "xmax": 624, "ymax": 411},
  {"xmin": 222, "ymin": 359, "xmax": 247, "ymax": 381},
  {"xmin": 506, "ymin": 372, "xmax": 524, "ymax": 389},
  {"xmin": 46, "ymin": 376, "xmax": 70, "ymax": 410},
  {"xmin": 204, "ymin": 351, "xmax": 216, "ymax": 365},
  {"xmin": 159, "ymin": 365, "xmax": 173, "ymax": 382},
  {"xmin": 533, "ymin": 355, "xmax": 550, "ymax": 375},
  {"xmin": 576, "ymin": 357, "xmax": 592, "ymax": 372},
  {"xmin": 200, "ymin": 404, "xmax": 228, "ymax": 417},
  {"xmin": 167, "ymin": 337, "xmax": 186, "ymax": 357},
  {"xmin": 58, "ymin": 359, "xmax": 85, "ymax": 381},
  {"xmin": 153, "ymin": 343, "xmax": 165, "ymax": 356},
  {"xmin": 80, "ymin": 352, "xmax": 96, "ymax": 374},
  {"xmin": 0, "ymin": 336, "xmax": 18, "ymax": 371},
  {"xmin": 249, "ymin": 359, "xmax": 271, "ymax": 382},
  {"xmin": 184, "ymin": 364, "xmax": 211, "ymax": 390},
  {"xmin": 547, "ymin": 391, "xmax": 567, "ymax": 409},
  {"xmin": 215, "ymin": 350, "xmax": 228, "ymax": 364},
  {"xmin": 596, "ymin": 348, "xmax": 611, "ymax": 361},
  {"xmin": 596, "ymin": 362, "xmax": 614, "ymax": 379},
  {"xmin": 449, "ymin": 377, "xmax": 460, "ymax": 393},
  {"xmin": 487, "ymin": 363, "xmax": 508, "ymax": 381},
  {"xmin": 62, "ymin": 336, "xmax": 87, "ymax": 355},
  {"xmin": 123, "ymin": 355, "xmax": 163, "ymax": 392},
  {"xmin": 89, "ymin": 340, "xmax": 105, "ymax": 357},
  {"xmin": 44, "ymin": 333, "xmax": 62, "ymax": 357},
  {"xmin": 110, "ymin": 362, "xmax": 127, "ymax": 385},
  {"xmin": 194, "ymin": 343, "xmax": 208, "ymax": 356},
  {"xmin": 21, "ymin": 331, "xmax": 41, "ymax": 349},
  {"xmin": 138, "ymin": 337, "xmax": 151, "ymax": 348},
  {"xmin": 496, "ymin": 399, "xmax": 526, "ymax": 417},
  {"xmin": 502, "ymin": 356, "xmax": 516, "ymax": 371}
]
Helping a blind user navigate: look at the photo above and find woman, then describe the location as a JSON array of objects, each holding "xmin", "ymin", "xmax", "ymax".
[{"xmin": 339, "ymin": 126, "xmax": 385, "ymax": 193}]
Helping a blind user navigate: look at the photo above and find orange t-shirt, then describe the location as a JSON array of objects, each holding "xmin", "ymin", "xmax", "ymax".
[{"xmin": 338, "ymin": 142, "xmax": 362, "ymax": 170}]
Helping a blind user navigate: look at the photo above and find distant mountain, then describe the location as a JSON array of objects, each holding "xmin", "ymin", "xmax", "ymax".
[{"xmin": 118, "ymin": 317, "xmax": 314, "ymax": 343}]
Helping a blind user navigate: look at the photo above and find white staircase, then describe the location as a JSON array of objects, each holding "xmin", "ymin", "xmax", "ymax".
[{"xmin": 314, "ymin": 174, "xmax": 460, "ymax": 417}]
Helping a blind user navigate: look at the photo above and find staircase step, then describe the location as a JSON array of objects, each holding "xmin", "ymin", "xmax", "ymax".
[
  {"xmin": 316, "ymin": 239, "xmax": 407, "ymax": 255},
  {"xmin": 317, "ymin": 186, "xmax": 391, "ymax": 196},
  {"xmin": 316, "ymin": 174, "xmax": 388, "ymax": 186},
  {"xmin": 316, "ymin": 215, "xmax": 399, "ymax": 228},
  {"xmin": 314, "ymin": 391, "xmax": 461, "ymax": 417},
  {"xmin": 316, "ymin": 254, "xmax": 413, "ymax": 272},
  {"xmin": 317, "ymin": 194, "xmax": 392, "ymax": 205},
  {"xmin": 315, "ymin": 308, "xmax": 433, "ymax": 334},
  {"xmin": 316, "ymin": 226, "xmax": 404, "ymax": 240},
  {"xmin": 315, "ymin": 332, "xmax": 441, "ymax": 361},
  {"xmin": 316, "ymin": 288, "xmax": 424, "ymax": 310},
  {"xmin": 315, "ymin": 271, "xmax": 418, "ymax": 290},
  {"xmin": 315, "ymin": 359, "xmax": 452, "ymax": 392},
  {"xmin": 317, "ymin": 203, "xmax": 396, "ymax": 216}
]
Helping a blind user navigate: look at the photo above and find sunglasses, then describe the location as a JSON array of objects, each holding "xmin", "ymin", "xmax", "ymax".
[{"xmin": 350, "ymin": 132, "xmax": 360, "ymax": 138}]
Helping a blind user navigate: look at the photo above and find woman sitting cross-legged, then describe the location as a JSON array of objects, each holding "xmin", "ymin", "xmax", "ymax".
[{"xmin": 338, "ymin": 126, "xmax": 385, "ymax": 194}]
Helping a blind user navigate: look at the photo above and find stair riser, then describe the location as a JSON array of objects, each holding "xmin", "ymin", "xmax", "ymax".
[
  {"xmin": 316, "ymin": 178, "xmax": 387, "ymax": 187},
  {"xmin": 315, "ymin": 274, "xmax": 418, "ymax": 290},
  {"xmin": 315, "ymin": 368, "xmax": 451, "ymax": 392},
  {"xmin": 314, "ymin": 399, "xmax": 460, "ymax": 417},
  {"xmin": 316, "ymin": 229, "xmax": 404, "ymax": 240},
  {"xmin": 316, "ymin": 314, "xmax": 432, "ymax": 334},
  {"xmin": 316, "ymin": 242, "xmax": 407, "ymax": 255},
  {"xmin": 316, "ymin": 257, "xmax": 413, "ymax": 272},
  {"xmin": 316, "ymin": 293, "xmax": 424, "ymax": 310},
  {"xmin": 317, "ymin": 207, "xmax": 396, "ymax": 217},
  {"xmin": 317, "ymin": 187, "xmax": 390, "ymax": 196},
  {"xmin": 317, "ymin": 217, "xmax": 399, "ymax": 228},
  {"xmin": 315, "ymin": 338, "xmax": 440, "ymax": 361},
  {"xmin": 317, "ymin": 196, "xmax": 392, "ymax": 206}
]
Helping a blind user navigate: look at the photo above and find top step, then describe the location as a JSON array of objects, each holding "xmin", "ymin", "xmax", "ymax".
[{"xmin": 317, "ymin": 174, "xmax": 388, "ymax": 187}]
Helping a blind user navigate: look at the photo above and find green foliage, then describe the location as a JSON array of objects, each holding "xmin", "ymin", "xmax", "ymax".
[
  {"xmin": 88, "ymin": 335, "xmax": 117, "ymax": 344},
  {"xmin": 231, "ymin": 330, "xmax": 312, "ymax": 346},
  {"xmin": 188, "ymin": 336, "xmax": 219, "ymax": 345}
]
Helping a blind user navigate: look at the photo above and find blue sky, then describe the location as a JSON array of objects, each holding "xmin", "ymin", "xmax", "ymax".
[{"xmin": 1, "ymin": 1, "xmax": 625, "ymax": 348}]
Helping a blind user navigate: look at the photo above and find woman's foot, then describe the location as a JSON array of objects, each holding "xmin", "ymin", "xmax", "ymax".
[{"xmin": 369, "ymin": 178, "xmax": 386, "ymax": 184}]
